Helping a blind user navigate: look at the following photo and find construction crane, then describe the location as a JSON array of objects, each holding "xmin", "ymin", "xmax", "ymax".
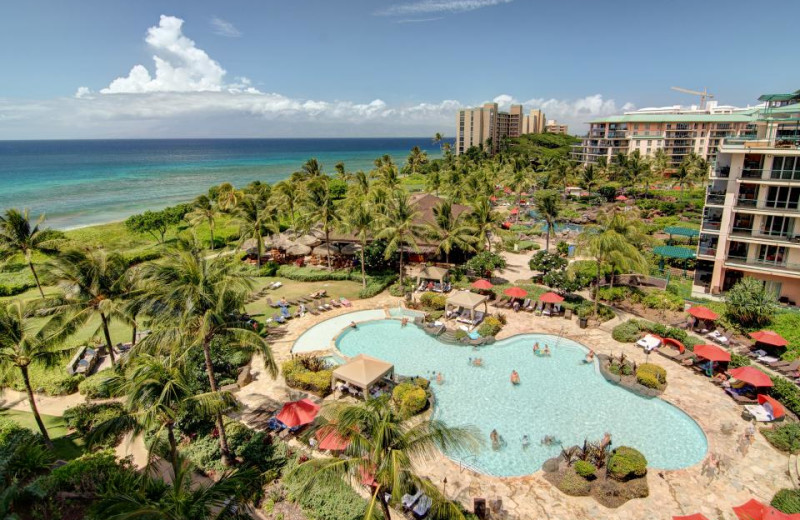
[{"xmin": 670, "ymin": 86, "xmax": 715, "ymax": 110}]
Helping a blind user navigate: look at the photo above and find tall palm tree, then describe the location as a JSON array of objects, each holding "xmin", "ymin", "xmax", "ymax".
[
  {"xmin": 186, "ymin": 195, "xmax": 218, "ymax": 250},
  {"xmin": 377, "ymin": 192, "xmax": 423, "ymax": 285},
  {"xmin": 675, "ymin": 152, "xmax": 708, "ymax": 197},
  {"xmin": 405, "ymin": 146, "xmax": 428, "ymax": 175},
  {"xmin": 301, "ymin": 158, "xmax": 324, "ymax": 180},
  {"xmin": 302, "ymin": 179, "xmax": 341, "ymax": 270},
  {"xmin": 534, "ymin": 190, "xmax": 561, "ymax": 252},
  {"xmin": 293, "ymin": 396, "xmax": 479, "ymax": 520},
  {"xmin": 373, "ymin": 155, "xmax": 400, "ymax": 191},
  {"xmin": 91, "ymin": 354, "xmax": 236, "ymax": 476},
  {"xmin": 469, "ymin": 198, "xmax": 499, "ymax": 251},
  {"xmin": 235, "ymin": 196, "xmax": 279, "ymax": 268},
  {"xmin": 0, "ymin": 300, "xmax": 69, "ymax": 449},
  {"xmin": 432, "ymin": 132, "xmax": 444, "ymax": 153},
  {"xmin": 650, "ymin": 148, "xmax": 670, "ymax": 191},
  {"xmin": 335, "ymin": 161, "xmax": 351, "ymax": 182},
  {"xmin": 44, "ymin": 248, "xmax": 132, "ymax": 367},
  {"xmin": 427, "ymin": 201, "xmax": 476, "ymax": 264},
  {"xmin": 92, "ymin": 451, "xmax": 259, "ymax": 520},
  {"xmin": 136, "ymin": 246, "xmax": 276, "ymax": 464},
  {"xmin": 0, "ymin": 209, "xmax": 50, "ymax": 298},
  {"xmin": 578, "ymin": 164, "xmax": 600, "ymax": 192},
  {"xmin": 272, "ymin": 180, "xmax": 301, "ymax": 234},
  {"xmin": 215, "ymin": 182, "xmax": 241, "ymax": 212},
  {"xmin": 340, "ymin": 199, "xmax": 374, "ymax": 288},
  {"xmin": 623, "ymin": 150, "xmax": 652, "ymax": 198}
]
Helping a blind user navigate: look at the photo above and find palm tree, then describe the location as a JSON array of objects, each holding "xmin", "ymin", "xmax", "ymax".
[
  {"xmin": 624, "ymin": 150, "xmax": 652, "ymax": 198},
  {"xmin": 373, "ymin": 155, "xmax": 400, "ymax": 191},
  {"xmin": 578, "ymin": 209, "xmax": 648, "ymax": 318},
  {"xmin": 91, "ymin": 354, "xmax": 236, "ymax": 475},
  {"xmin": 44, "ymin": 248, "xmax": 132, "ymax": 367},
  {"xmin": 0, "ymin": 209, "xmax": 50, "ymax": 298},
  {"xmin": 675, "ymin": 152, "xmax": 709, "ymax": 197},
  {"xmin": 303, "ymin": 179, "xmax": 341, "ymax": 270},
  {"xmin": 215, "ymin": 182, "xmax": 241, "ymax": 212},
  {"xmin": 301, "ymin": 158, "xmax": 324, "ymax": 180},
  {"xmin": 427, "ymin": 201, "xmax": 476, "ymax": 264},
  {"xmin": 534, "ymin": 190, "xmax": 561, "ymax": 252},
  {"xmin": 136, "ymin": 246, "xmax": 276, "ymax": 464},
  {"xmin": 235, "ymin": 196, "xmax": 279, "ymax": 268},
  {"xmin": 335, "ymin": 161, "xmax": 351, "ymax": 182},
  {"xmin": 405, "ymin": 146, "xmax": 428, "ymax": 175},
  {"xmin": 272, "ymin": 180, "xmax": 301, "ymax": 234},
  {"xmin": 92, "ymin": 451, "xmax": 260, "ymax": 520},
  {"xmin": 292, "ymin": 396, "xmax": 479, "ymax": 520},
  {"xmin": 650, "ymin": 148, "xmax": 670, "ymax": 191},
  {"xmin": 432, "ymin": 132, "xmax": 444, "ymax": 153},
  {"xmin": 469, "ymin": 198, "xmax": 499, "ymax": 251},
  {"xmin": 0, "ymin": 300, "xmax": 69, "ymax": 448},
  {"xmin": 186, "ymin": 195, "xmax": 218, "ymax": 250},
  {"xmin": 377, "ymin": 192, "xmax": 423, "ymax": 285},
  {"xmin": 340, "ymin": 199, "xmax": 374, "ymax": 288},
  {"xmin": 578, "ymin": 164, "xmax": 600, "ymax": 192}
]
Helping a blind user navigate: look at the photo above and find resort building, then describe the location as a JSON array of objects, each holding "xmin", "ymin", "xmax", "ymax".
[
  {"xmin": 574, "ymin": 101, "xmax": 758, "ymax": 166},
  {"xmin": 456, "ymin": 103, "xmax": 547, "ymax": 155},
  {"xmin": 545, "ymin": 120, "xmax": 569, "ymax": 135},
  {"xmin": 695, "ymin": 91, "xmax": 800, "ymax": 303}
]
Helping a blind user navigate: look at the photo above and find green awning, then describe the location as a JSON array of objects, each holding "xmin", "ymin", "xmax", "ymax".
[
  {"xmin": 663, "ymin": 226, "xmax": 700, "ymax": 238},
  {"xmin": 653, "ymin": 245, "xmax": 696, "ymax": 260}
]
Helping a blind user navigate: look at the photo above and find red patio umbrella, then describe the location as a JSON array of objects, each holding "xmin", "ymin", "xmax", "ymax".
[
  {"xmin": 489, "ymin": 195, "xmax": 497, "ymax": 202},
  {"xmin": 749, "ymin": 330, "xmax": 789, "ymax": 347},
  {"xmin": 471, "ymin": 279, "xmax": 494, "ymax": 290},
  {"xmin": 687, "ymin": 306, "xmax": 719, "ymax": 321},
  {"xmin": 504, "ymin": 287, "xmax": 528, "ymax": 299},
  {"xmin": 539, "ymin": 292, "xmax": 564, "ymax": 303},
  {"xmin": 510, "ymin": 207, "xmax": 519, "ymax": 215},
  {"xmin": 729, "ymin": 367, "xmax": 773, "ymax": 388},
  {"xmin": 673, "ymin": 515, "xmax": 710, "ymax": 520},
  {"xmin": 693, "ymin": 344, "xmax": 731, "ymax": 362},
  {"xmin": 758, "ymin": 394, "xmax": 785, "ymax": 420},
  {"xmin": 315, "ymin": 425, "xmax": 350, "ymax": 451},
  {"xmin": 733, "ymin": 498, "xmax": 800, "ymax": 520},
  {"xmin": 276, "ymin": 398, "xmax": 320, "ymax": 428},
  {"xmin": 615, "ymin": 195, "xmax": 628, "ymax": 201}
]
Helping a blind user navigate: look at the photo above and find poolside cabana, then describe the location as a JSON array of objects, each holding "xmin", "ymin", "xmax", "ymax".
[
  {"xmin": 416, "ymin": 266, "xmax": 450, "ymax": 291},
  {"xmin": 332, "ymin": 354, "xmax": 394, "ymax": 399},
  {"xmin": 445, "ymin": 291, "xmax": 489, "ymax": 322},
  {"xmin": 653, "ymin": 245, "xmax": 696, "ymax": 276},
  {"xmin": 663, "ymin": 226, "xmax": 700, "ymax": 245}
]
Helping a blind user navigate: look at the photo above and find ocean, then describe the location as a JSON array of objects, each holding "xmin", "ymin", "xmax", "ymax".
[{"xmin": 0, "ymin": 138, "xmax": 446, "ymax": 230}]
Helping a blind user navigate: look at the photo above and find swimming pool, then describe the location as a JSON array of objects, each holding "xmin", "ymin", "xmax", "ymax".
[
  {"xmin": 387, "ymin": 307, "xmax": 426, "ymax": 319},
  {"xmin": 336, "ymin": 319, "xmax": 707, "ymax": 477},
  {"xmin": 292, "ymin": 309, "xmax": 387, "ymax": 354}
]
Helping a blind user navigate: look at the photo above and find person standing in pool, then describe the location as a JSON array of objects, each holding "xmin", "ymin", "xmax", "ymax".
[
  {"xmin": 490, "ymin": 429, "xmax": 502, "ymax": 450},
  {"xmin": 543, "ymin": 345, "xmax": 551, "ymax": 356},
  {"xmin": 522, "ymin": 435, "xmax": 530, "ymax": 449},
  {"xmin": 436, "ymin": 372, "xmax": 444, "ymax": 385},
  {"xmin": 533, "ymin": 343, "xmax": 540, "ymax": 356},
  {"xmin": 349, "ymin": 321, "xmax": 358, "ymax": 329},
  {"xmin": 401, "ymin": 317, "xmax": 409, "ymax": 327},
  {"xmin": 510, "ymin": 370, "xmax": 520, "ymax": 385}
]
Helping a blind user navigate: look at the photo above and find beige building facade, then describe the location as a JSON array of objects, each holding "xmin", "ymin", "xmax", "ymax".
[
  {"xmin": 456, "ymin": 103, "xmax": 547, "ymax": 155},
  {"xmin": 545, "ymin": 119, "xmax": 568, "ymax": 134},
  {"xmin": 695, "ymin": 91, "xmax": 800, "ymax": 303}
]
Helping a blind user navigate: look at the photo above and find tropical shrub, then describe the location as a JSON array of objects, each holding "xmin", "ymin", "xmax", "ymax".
[
  {"xmin": 78, "ymin": 368, "xmax": 120, "ymax": 399},
  {"xmin": 725, "ymin": 277, "xmax": 779, "ymax": 328},
  {"xmin": 33, "ymin": 450, "xmax": 136, "ymax": 496},
  {"xmin": 558, "ymin": 470, "xmax": 591, "ymax": 496},
  {"xmin": 612, "ymin": 320, "xmax": 641, "ymax": 343},
  {"xmin": 283, "ymin": 457, "xmax": 369, "ymax": 520},
  {"xmin": 641, "ymin": 290, "xmax": 684, "ymax": 311},
  {"xmin": 358, "ymin": 274, "xmax": 397, "ymax": 299},
  {"xmin": 573, "ymin": 460, "xmax": 596, "ymax": 479},
  {"xmin": 762, "ymin": 423, "xmax": 800, "ymax": 454},
  {"xmin": 730, "ymin": 353, "xmax": 752, "ymax": 368},
  {"xmin": 453, "ymin": 329, "xmax": 468, "ymax": 340},
  {"xmin": 770, "ymin": 376, "xmax": 800, "ymax": 417},
  {"xmin": 3, "ymin": 361, "xmax": 84, "ymax": 396},
  {"xmin": 636, "ymin": 363, "xmax": 666, "ymax": 389},
  {"xmin": 63, "ymin": 402, "xmax": 127, "ymax": 449},
  {"xmin": 258, "ymin": 261, "xmax": 280, "ymax": 277},
  {"xmin": 772, "ymin": 489, "xmax": 800, "ymax": 513},
  {"xmin": 282, "ymin": 358, "xmax": 332, "ymax": 396},
  {"xmin": 465, "ymin": 251, "xmax": 506, "ymax": 277},
  {"xmin": 478, "ymin": 316, "xmax": 503, "ymax": 337},
  {"xmin": 419, "ymin": 292, "xmax": 447, "ymax": 310},
  {"xmin": 607, "ymin": 447, "xmax": 647, "ymax": 481},
  {"xmin": 392, "ymin": 382, "xmax": 428, "ymax": 418},
  {"xmin": 528, "ymin": 251, "xmax": 567, "ymax": 275}
]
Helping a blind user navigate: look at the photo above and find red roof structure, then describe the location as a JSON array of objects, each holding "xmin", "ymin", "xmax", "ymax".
[
  {"xmin": 750, "ymin": 330, "xmax": 789, "ymax": 347},
  {"xmin": 504, "ymin": 287, "xmax": 527, "ymax": 299},
  {"xmin": 276, "ymin": 398, "xmax": 320, "ymax": 428},
  {"xmin": 693, "ymin": 344, "xmax": 731, "ymax": 362},
  {"xmin": 729, "ymin": 367, "xmax": 773, "ymax": 388},
  {"xmin": 471, "ymin": 279, "xmax": 494, "ymax": 290},
  {"xmin": 539, "ymin": 292, "xmax": 564, "ymax": 303},
  {"xmin": 687, "ymin": 306, "xmax": 719, "ymax": 321}
]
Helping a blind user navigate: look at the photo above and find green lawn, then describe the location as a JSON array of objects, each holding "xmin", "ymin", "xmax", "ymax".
[
  {"xmin": 244, "ymin": 276, "xmax": 365, "ymax": 320},
  {"xmin": 0, "ymin": 408, "xmax": 84, "ymax": 460}
]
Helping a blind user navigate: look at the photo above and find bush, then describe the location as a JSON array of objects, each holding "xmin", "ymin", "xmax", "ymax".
[
  {"xmin": 258, "ymin": 261, "xmax": 280, "ymax": 277},
  {"xmin": 558, "ymin": 470, "xmax": 591, "ymax": 496},
  {"xmin": 478, "ymin": 316, "xmax": 503, "ymax": 337},
  {"xmin": 529, "ymin": 251, "xmax": 567, "ymax": 275},
  {"xmin": 607, "ymin": 447, "xmax": 647, "ymax": 481},
  {"xmin": 770, "ymin": 376, "xmax": 800, "ymax": 417},
  {"xmin": 3, "ymin": 361, "xmax": 84, "ymax": 396},
  {"xmin": 612, "ymin": 320, "xmax": 642, "ymax": 343},
  {"xmin": 181, "ymin": 432, "xmax": 225, "ymax": 472},
  {"xmin": 597, "ymin": 286, "xmax": 634, "ymax": 303},
  {"xmin": 730, "ymin": 353, "xmax": 752, "ymax": 368},
  {"xmin": 762, "ymin": 423, "xmax": 800, "ymax": 454},
  {"xmin": 725, "ymin": 277, "xmax": 779, "ymax": 328},
  {"xmin": 78, "ymin": 368, "xmax": 120, "ymax": 399},
  {"xmin": 465, "ymin": 251, "xmax": 506, "ymax": 277},
  {"xmin": 419, "ymin": 292, "xmax": 447, "ymax": 310},
  {"xmin": 636, "ymin": 373, "xmax": 660, "ymax": 389},
  {"xmin": 636, "ymin": 363, "xmax": 666, "ymax": 386},
  {"xmin": 641, "ymin": 290, "xmax": 684, "ymax": 311},
  {"xmin": 358, "ymin": 273, "xmax": 397, "ymax": 299},
  {"xmin": 33, "ymin": 450, "xmax": 136, "ymax": 496},
  {"xmin": 63, "ymin": 402, "xmax": 127, "ymax": 448},
  {"xmin": 282, "ymin": 358, "xmax": 332, "ymax": 395},
  {"xmin": 573, "ymin": 460, "xmax": 596, "ymax": 479},
  {"xmin": 284, "ymin": 458, "xmax": 369, "ymax": 520},
  {"xmin": 772, "ymin": 489, "xmax": 800, "ymax": 514},
  {"xmin": 392, "ymin": 383, "xmax": 427, "ymax": 418}
]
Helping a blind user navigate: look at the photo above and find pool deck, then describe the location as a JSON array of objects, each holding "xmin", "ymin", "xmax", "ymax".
[{"xmin": 237, "ymin": 293, "xmax": 792, "ymax": 520}]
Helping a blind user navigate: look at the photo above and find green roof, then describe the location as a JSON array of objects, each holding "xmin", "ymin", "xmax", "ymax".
[
  {"xmin": 763, "ymin": 103, "xmax": 800, "ymax": 115},
  {"xmin": 758, "ymin": 93, "xmax": 800, "ymax": 102},
  {"xmin": 663, "ymin": 226, "xmax": 700, "ymax": 237},
  {"xmin": 590, "ymin": 111, "xmax": 757, "ymax": 124},
  {"xmin": 653, "ymin": 245, "xmax": 696, "ymax": 260}
]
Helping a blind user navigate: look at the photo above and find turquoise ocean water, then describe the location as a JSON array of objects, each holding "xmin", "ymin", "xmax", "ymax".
[{"xmin": 0, "ymin": 138, "xmax": 445, "ymax": 229}]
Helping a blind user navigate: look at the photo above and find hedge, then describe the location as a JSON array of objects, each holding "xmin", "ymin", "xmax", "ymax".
[
  {"xmin": 478, "ymin": 316, "xmax": 503, "ymax": 337},
  {"xmin": 773, "ymin": 489, "xmax": 800, "ymax": 514},
  {"xmin": 770, "ymin": 375, "xmax": 800, "ymax": 417},
  {"xmin": 762, "ymin": 423, "xmax": 800, "ymax": 454},
  {"xmin": 78, "ymin": 368, "xmax": 121, "ymax": 399},
  {"xmin": 558, "ymin": 470, "xmax": 591, "ymax": 496},
  {"xmin": 607, "ymin": 446, "xmax": 647, "ymax": 481},
  {"xmin": 284, "ymin": 457, "xmax": 369, "ymax": 520},
  {"xmin": 275, "ymin": 265, "xmax": 396, "ymax": 299},
  {"xmin": 63, "ymin": 402, "xmax": 126, "ymax": 448},
  {"xmin": 282, "ymin": 359, "xmax": 333, "ymax": 396},
  {"xmin": 419, "ymin": 292, "xmax": 447, "ymax": 310}
]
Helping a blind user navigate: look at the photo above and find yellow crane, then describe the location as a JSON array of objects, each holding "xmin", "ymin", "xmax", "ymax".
[{"xmin": 670, "ymin": 86, "xmax": 715, "ymax": 109}]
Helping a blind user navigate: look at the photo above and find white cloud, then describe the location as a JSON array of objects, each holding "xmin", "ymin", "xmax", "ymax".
[
  {"xmin": 396, "ymin": 17, "xmax": 445, "ymax": 23},
  {"xmin": 377, "ymin": 0, "xmax": 513, "ymax": 16},
  {"xmin": 210, "ymin": 17, "xmax": 241, "ymax": 37},
  {"xmin": 492, "ymin": 93, "xmax": 516, "ymax": 108},
  {"xmin": 74, "ymin": 86, "xmax": 93, "ymax": 99},
  {"xmin": 101, "ymin": 15, "xmax": 228, "ymax": 94},
  {"xmin": 522, "ymin": 94, "xmax": 635, "ymax": 125}
]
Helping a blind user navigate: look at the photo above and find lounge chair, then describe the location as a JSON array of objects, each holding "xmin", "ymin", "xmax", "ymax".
[
  {"xmin": 412, "ymin": 495, "xmax": 432, "ymax": 518},
  {"xmin": 471, "ymin": 311, "xmax": 485, "ymax": 326},
  {"xmin": 402, "ymin": 489, "xmax": 423, "ymax": 510},
  {"xmin": 330, "ymin": 298, "xmax": 342, "ymax": 308},
  {"xmin": 308, "ymin": 306, "xmax": 320, "ymax": 316},
  {"xmin": 726, "ymin": 388, "xmax": 758, "ymax": 404},
  {"xmin": 322, "ymin": 300, "xmax": 333, "ymax": 311},
  {"xmin": 339, "ymin": 297, "xmax": 352, "ymax": 307},
  {"xmin": 520, "ymin": 298, "xmax": 531, "ymax": 311},
  {"xmin": 269, "ymin": 281, "xmax": 283, "ymax": 289},
  {"xmin": 266, "ymin": 298, "xmax": 280, "ymax": 309},
  {"xmin": 777, "ymin": 360, "xmax": 800, "ymax": 374},
  {"xmin": 707, "ymin": 330, "xmax": 729, "ymax": 345},
  {"xmin": 542, "ymin": 304, "xmax": 552, "ymax": 317},
  {"xmin": 744, "ymin": 402, "xmax": 780, "ymax": 422}
]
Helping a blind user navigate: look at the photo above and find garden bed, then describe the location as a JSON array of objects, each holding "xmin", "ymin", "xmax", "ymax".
[{"xmin": 597, "ymin": 354, "xmax": 665, "ymax": 398}]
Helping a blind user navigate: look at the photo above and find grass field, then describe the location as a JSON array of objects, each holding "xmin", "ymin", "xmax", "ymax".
[{"xmin": 0, "ymin": 408, "xmax": 84, "ymax": 460}]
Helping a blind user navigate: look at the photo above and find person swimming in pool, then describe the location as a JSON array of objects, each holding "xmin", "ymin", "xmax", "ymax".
[
  {"xmin": 532, "ymin": 342, "xmax": 540, "ymax": 356},
  {"xmin": 584, "ymin": 349, "xmax": 595, "ymax": 363},
  {"xmin": 510, "ymin": 370, "xmax": 520, "ymax": 385},
  {"xmin": 401, "ymin": 317, "xmax": 409, "ymax": 327},
  {"xmin": 543, "ymin": 345, "xmax": 551, "ymax": 356},
  {"xmin": 436, "ymin": 372, "xmax": 444, "ymax": 385},
  {"xmin": 490, "ymin": 429, "xmax": 502, "ymax": 450},
  {"xmin": 473, "ymin": 358, "xmax": 483, "ymax": 367},
  {"xmin": 349, "ymin": 321, "xmax": 358, "ymax": 329},
  {"xmin": 522, "ymin": 435, "xmax": 530, "ymax": 449}
]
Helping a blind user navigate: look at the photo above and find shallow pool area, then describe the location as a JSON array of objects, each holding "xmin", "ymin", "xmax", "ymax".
[
  {"xmin": 291, "ymin": 309, "xmax": 387, "ymax": 354},
  {"xmin": 335, "ymin": 319, "xmax": 707, "ymax": 477},
  {"xmin": 387, "ymin": 307, "xmax": 426, "ymax": 319}
]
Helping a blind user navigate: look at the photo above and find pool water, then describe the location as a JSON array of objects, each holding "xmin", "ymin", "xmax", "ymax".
[
  {"xmin": 388, "ymin": 307, "xmax": 426, "ymax": 319},
  {"xmin": 336, "ymin": 320, "xmax": 707, "ymax": 477},
  {"xmin": 292, "ymin": 309, "xmax": 387, "ymax": 354}
]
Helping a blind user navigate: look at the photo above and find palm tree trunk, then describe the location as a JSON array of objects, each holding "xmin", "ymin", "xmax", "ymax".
[
  {"xmin": 398, "ymin": 246, "xmax": 404, "ymax": 285},
  {"xmin": 376, "ymin": 486, "xmax": 393, "ymax": 520},
  {"xmin": 593, "ymin": 259, "xmax": 603, "ymax": 319},
  {"xmin": 167, "ymin": 423, "xmax": 180, "ymax": 475},
  {"xmin": 202, "ymin": 338, "xmax": 231, "ymax": 465},
  {"xmin": 256, "ymin": 232, "xmax": 263, "ymax": 269},
  {"xmin": 325, "ymin": 228, "xmax": 332, "ymax": 270},
  {"xmin": 131, "ymin": 323, "xmax": 137, "ymax": 347},
  {"xmin": 29, "ymin": 261, "xmax": 45, "ymax": 299},
  {"xmin": 21, "ymin": 365, "xmax": 53, "ymax": 449},
  {"xmin": 545, "ymin": 228, "xmax": 551, "ymax": 252},
  {"xmin": 360, "ymin": 243, "xmax": 367, "ymax": 289},
  {"xmin": 99, "ymin": 312, "xmax": 117, "ymax": 367},
  {"xmin": 209, "ymin": 218, "xmax": 215, "ymax": 250}
]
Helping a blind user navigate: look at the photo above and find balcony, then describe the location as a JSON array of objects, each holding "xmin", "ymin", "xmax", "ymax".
[
  {"xmin": 698, "ymin": 245, "xmax": 717, "ymax": 257},
  {"xmin": 770, "ymin": 170, "xmax": 800, "ymax": 181},
  {"xmin": 735, "ymin": 198, "xmax": 800, "ymax": 211},
  {"xmin": 725, "ymin": 256, "xmax": 800, "ymax": 275},
  {"xmin": 705, "ymin": 192, "xmax": 726, "ymax": 205},
  {"xmin": 712, "ymin": 166, "xmax": 731, "ymax": 178},
  {"xmin": 735, "ymin": 197, "xmax": 758, "ymax": 208},
  {"xmin": 741, "ymin": 168, "xmax": 765, "ymax": 179},
  {"xmin": 701, "ymin": 219, "xmax": 722, "ymax": 232}
]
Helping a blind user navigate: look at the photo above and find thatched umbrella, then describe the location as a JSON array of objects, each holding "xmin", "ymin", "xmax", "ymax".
[
  {"xmin": 241, "ymin": 238, "xmax": 258, "ymax": 252},
  {"xmin": 285, "ymin": 243, "xmax": 312, "ymax": 256},
  {"xmin": 296, "ymin": 234, "xmax": 322, "ymax": 247},
  {"xmin": 312, "ymin": 244, "xmax": 340, "ymax": 257},
  {"xmin": 339, "ymin": 243, "xmax": 362, "ymax": 256}
]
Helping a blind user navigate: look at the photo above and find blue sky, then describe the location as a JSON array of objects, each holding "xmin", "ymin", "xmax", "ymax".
[{"xmin": 1, "ymin": 0, "xmax": 798, "ymax": 139}]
